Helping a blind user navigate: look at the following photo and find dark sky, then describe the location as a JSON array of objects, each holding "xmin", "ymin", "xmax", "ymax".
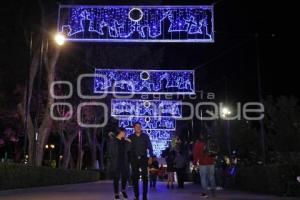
[{"xmin": 0, "ymin": 0, "xmax": 298, "ymax": 105}]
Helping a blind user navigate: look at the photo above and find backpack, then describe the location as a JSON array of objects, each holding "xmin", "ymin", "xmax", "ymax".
[{"xmin": 204, "ymin": 140, "xmax": 218, "ymax": 156}]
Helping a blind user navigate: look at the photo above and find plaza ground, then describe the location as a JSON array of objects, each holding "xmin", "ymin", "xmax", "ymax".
[{"xmin": 0, "ymin": 181, "xmax": 298, "ymax": 200}]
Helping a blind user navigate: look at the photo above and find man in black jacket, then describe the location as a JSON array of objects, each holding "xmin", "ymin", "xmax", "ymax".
[{"xmin": 129, "ymin": 122, "xmax": 154, "ymax": 200}]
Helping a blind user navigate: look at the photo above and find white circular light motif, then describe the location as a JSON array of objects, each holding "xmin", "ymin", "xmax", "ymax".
[
  {"xmin": 145, "ymin": 117, "xmax": 151, "ymax": 123},
  {"xmin": 143, "ymin": 101, "xmax": 151, "ymax": 108},
  {"xmin": 129, "ymin": 7, "xmax": 144, "ymax": 22},
  {"xmin": 140, "ymin": 71, "xmax": 150, "ymax": 81}
]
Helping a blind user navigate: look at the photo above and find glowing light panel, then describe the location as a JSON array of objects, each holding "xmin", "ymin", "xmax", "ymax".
[
  {"xmin": 119, "ymin": 116, "xmax": 176, "ymax": 130},
  {"xmin": 111, "ymin": 99, "xmax": 182, "ymax": 118},
  {"xmin": 58, "ymin": 5, "xmax": 214, "ymax": 43},
  {"xmin": 125, "ymin": 129, "xmax": 173, "ymax": 156},
  {"xmin": 95, "ymin": 69, "xmax": 195, "ymax": 94}
]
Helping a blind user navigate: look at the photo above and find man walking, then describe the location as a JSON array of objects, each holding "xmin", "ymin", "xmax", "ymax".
[
  {"xmin": 129, "ymin": 122, "xmax": 154, "ymax": 200},
  {"xmin": 193, "ymin": 136, "xmax": 217, "ymax": 198}
]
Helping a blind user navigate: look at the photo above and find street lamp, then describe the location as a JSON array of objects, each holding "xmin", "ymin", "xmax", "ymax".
[
  {"xmin": 221, "ymin": 107, "xmax": 232, "ymax": 118},
  {"xmin": 49, "ymin": 144, "xmax": 55, "ymax": 161},
  {"xmin": 221, "ymin": 106, "xmax": 232, "ymax": 155},
  {"xmin": 54, "ymin": 33, "xmax": 66, "ymax": 46},
  {"xmin": 45, "ymin": 144, "xmax": 55, "ymax": 162}
]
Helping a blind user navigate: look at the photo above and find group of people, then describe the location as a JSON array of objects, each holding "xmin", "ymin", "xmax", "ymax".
[
  {"xmin": 108, "ymin": 122, "xmax": 219, "ymax": 200},
  {"xmin": 108, "ymin": 122, "xmax": 154, "ymax": 200}
]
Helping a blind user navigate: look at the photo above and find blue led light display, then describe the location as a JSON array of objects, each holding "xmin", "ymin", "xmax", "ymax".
[
  {"xmin": 125, "ymin": 129, "xmax": 172, "ymax": 156},
  {"xmin": 111, "ymin": 98, "xmax": 180, "ymax": 157},
  {"xmin": 125, "ymin": 129, "xmax": 172, "ymax": 141},
  {"xmin": 119, "ymin": 116, "xmax": 176, "ymax": 130},
  {"xmin": 111, "ymin": 99, "xmax": 182, "ymax": 118},
  {"xmin": 151, "ymin": 140, "xmax": 171, "ymax": 156},
  {"xmin": 58, "ymin": 5, "xmax": 214, "ymax": 43},
  {"xmin": 94, "ymin": 69, "xmax": 195, "ymax": 94},
  {"xmin": 97, "ymin": 67, "xmax": 191, "ymax": 156}
]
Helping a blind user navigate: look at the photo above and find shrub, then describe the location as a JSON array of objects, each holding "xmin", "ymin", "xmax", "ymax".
[
  {"xmin": 0, "ymin": 162, "xmax": 100, "ymax": 190},
  {"xmin": 235, "ymin": 164, "xmax": 300, "ymax": 196}
]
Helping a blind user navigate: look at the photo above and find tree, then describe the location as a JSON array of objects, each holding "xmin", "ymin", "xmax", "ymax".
[
  {"xmin": 16, "ymin": 0, "xmax": 61, "ymax": 166},
  {"xmin": 264, "ymin": 96, "xmax": 300, "ymax": 153}
]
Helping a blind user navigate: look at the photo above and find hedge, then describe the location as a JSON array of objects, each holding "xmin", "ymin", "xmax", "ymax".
[
  {"xmin": 235, "ymin": 164, "xmax": 300, "ymax": 196},
  {"xmin": 0, "ymin": 162, "xmax": 100, "ymax": 190}
]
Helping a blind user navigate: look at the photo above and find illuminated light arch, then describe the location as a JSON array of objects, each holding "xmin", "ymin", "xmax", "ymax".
[
  {"xmin": 94, "ymin": 69, "xmax": 195, "ymax": 94},
  {"xmin": 118, "ymin": 116, "xmax": 176, "ymax": 130},
  {"xmin": 111, "ymin": 99, "xmax": 182, "ymax": 118},
  {"xmin": 58, "ymin": 5, "xmax": 214, "ymax": 43},
  {"xmin": 92, "ymin": 68, "xmax": 192, "ymax": 157},
  {"xmin": 125, "ymin": 129, "xmax": 173, "ymax": 156}
]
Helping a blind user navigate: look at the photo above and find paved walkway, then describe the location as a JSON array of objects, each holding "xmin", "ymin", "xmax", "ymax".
[{"xmin": 0, "ymin": 181, "xmax": 298, "ymax": 200}]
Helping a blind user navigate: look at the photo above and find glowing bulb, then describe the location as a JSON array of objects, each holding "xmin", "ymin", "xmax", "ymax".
[
  {"xmin": 221, "ymin": 107, "xmax": 231, "ymax": 117},
  {"xmin": 54, "ymin": 33, "xmax": 66, "ymax": 46}
]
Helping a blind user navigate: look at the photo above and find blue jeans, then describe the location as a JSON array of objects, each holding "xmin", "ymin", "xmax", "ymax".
[
  {"xmin": 150, "ymin": 174, "xmax": 157, "ymax": 187},
  {"xmin": 199, "ymin": 165, "xmax": 216, "ymax": 191}
]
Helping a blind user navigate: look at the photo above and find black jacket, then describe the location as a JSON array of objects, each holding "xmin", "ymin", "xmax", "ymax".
[
  {"xmin": 128, "ymin": 133, "xmax": 154, "ymax": 158},
  {"xmin": 108, "ymin": 137, "xmax": 131, "ymax": 173}
]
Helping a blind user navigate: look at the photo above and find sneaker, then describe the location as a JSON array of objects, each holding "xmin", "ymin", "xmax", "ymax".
[
  {"xmin": 200, "ymin": 193, "xmax": 208, "ymax": 198},
  {"xmin": 114, "ymin": 194, "xmax": 121, "ymax": 200},
  {"xmin": 121, "ymin": 191, "xmax": 128, "ymax": 200},
  {"xmin": 216, "ymin": 186, "xmax": 223, "ymax": 191}
]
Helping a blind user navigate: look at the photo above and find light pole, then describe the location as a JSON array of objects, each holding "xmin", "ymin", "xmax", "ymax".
[
  {"xmin": 221, "ymin": 107, "xmax": 232, "ymax": 156},
  {"xmin": 50, "ymin": 144, "xmax": 55, "ymax": 161},
  {"xmin": 255, "ymin": 34, "xmax": 266, "ymax": 164}
]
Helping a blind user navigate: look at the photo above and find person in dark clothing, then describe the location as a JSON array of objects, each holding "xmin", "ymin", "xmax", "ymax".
[
  {"xmin": 149, "ymin": 156, "xmax": 159, "ymax": 188},
  {"xmin": 165, "ymin": 150, "xmax": 176, "ymax": 189},
  {"xmin": 108, "ymin": 127, "xmax": 131, "ymax": 200},
  {"xmin": 128, "ymin": 122, "xmax": 154, "ymax": 200},
  {"xmin": 174, "ymin": 151, "xmax": 186, "ymax": 189}
]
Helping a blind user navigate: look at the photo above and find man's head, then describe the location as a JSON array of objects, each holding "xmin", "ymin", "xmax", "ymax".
[
  {"xmin": 115, "ymin": 127, "xmax": 126, "ymax": 139},
  {"xmin": 199, "ymin": 133, "xmax": 206, "ymax": 142},
  {"xmin": 152, "ymin": 155, "xmax": 157, "ymax": 161},
  {"xmin": 133, "ymin": 122, "xmax": 142, "ymax": 135}
]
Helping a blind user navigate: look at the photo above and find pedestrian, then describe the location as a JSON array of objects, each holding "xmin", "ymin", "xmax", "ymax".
[
  {"xmin": 128, "ymin": 122, "xmax": 154, "ymax": 200},
  {"xmin": 108, "ymin": 127, "xmax": 131, "ymax": 200},
  {"xmin": 215, "ymin": 155, "xmax": 226, "ymax": 190},
  {"xmin": 174, "ymin": 151, "xmax": 186, "ymax": 189},
  {"xmin": 165, "ymin": 150, "xmax": 176, "ymax": 189},
  {"xmin": 149, "ymin": 156, "xmax": 159, "ymax": 188},
  {"xmin": 193, "ymin": 135, "xmax": 217, "ymax": 198},
  {"xmin": 158, "ymin": 164, "xmax": 166, "ymax": 181}
]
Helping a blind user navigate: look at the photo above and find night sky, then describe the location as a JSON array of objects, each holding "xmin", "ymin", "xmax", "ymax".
[{"xmin": 0, "ymin": 0, "xmax": 298, "ymax": 106}]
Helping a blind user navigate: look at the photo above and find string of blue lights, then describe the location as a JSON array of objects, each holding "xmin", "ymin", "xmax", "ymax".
[{"xmin": 58, "ymin": 5, "xmax": 214, "ymax": 43}]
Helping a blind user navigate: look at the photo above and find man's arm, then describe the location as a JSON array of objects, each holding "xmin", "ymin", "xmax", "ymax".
[
  {"xmin": 108, "ymin": 138, "xmax": 114, "ymax": 160},
  {"xmin": 193, "ymin": 143, "xmax": 199, "ymax": 165}
]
